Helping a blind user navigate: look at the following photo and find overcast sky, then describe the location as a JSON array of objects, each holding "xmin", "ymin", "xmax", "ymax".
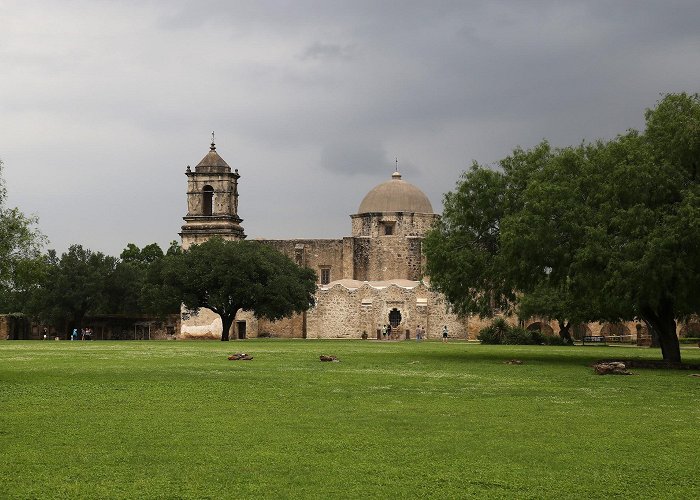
[{"xmin": 1, "ymin": 0, "xmax": 699, "ymax": 256}]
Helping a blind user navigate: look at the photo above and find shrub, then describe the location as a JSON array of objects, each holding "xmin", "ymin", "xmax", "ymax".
[
  {"xmin": 478, "ymin": 318, "xmax": 510, "ymax": 344},
  {"xmin": 477, "ymin": 319, "xmax": 572, "ymax": 346},
  {"xmin": 504, "ymin": 327, "xmax": 535, "ymax": 345},
  {"xmin": 539, "ymin": 334, "xmax": 570, "ymax": 346},
  {"xmin": 477, "ymin": 326, "xmax": 501, "ymax": 344}
]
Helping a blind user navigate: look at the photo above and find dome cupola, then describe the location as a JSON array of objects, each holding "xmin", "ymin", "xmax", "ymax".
[{"xmin": 357, "ymin": 171, "xmax": 433, "ymax": 214}]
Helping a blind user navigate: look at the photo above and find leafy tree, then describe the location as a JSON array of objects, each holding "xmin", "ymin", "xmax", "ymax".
[
  {"xmin": 113, "ymin": 242, "xmax": 180, "ymax": 317},
  {"xmin": 164, "ymin": 238, "xmax": 317, "ymax": 341},
  {"xmin": 27, "ymin": 245, "xmax": 118, "ymax": 334},
  {"xmin": 591, "ymin": 94, "xmax": 700, "ymax": 362},
  {"xmin": 0, "ymin": 160, "xmax": 46, "ymax": 312},
  {"xmin": 427, "ymin": 93, "xmax": 700, "ymax": 362},
  {"xmin": 424, "ymin": 164, "xmax": 513, "ymax": 317},
  {"xmin": 499, "ymin": 143, "xmax": 612, "ymax": 342}
]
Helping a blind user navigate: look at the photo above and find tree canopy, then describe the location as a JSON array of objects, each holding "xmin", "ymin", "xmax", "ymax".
[
  {"xmin": 164, "ymin": 238, "xmax": 317, "ymax": 341},
  {"xmin": 0, "ymin": 160, "xmax": 46, "ymax": 312},
  {"xmin": 425, "ymin": 92, "xmax": 700, "ymax": 362},
  {"xmin": 26, "ymin": 245, "xmax": 118, "ymax": 332}
]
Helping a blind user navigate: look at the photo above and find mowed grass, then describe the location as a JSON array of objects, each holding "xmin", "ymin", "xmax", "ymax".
[{"xmin": 0, "ymin": 340, "xmax": 698, "ymax": 499}]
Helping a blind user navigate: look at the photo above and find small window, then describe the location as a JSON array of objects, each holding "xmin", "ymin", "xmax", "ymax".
[
  {"xmin": 320, "ymin": 267, "xmax": 331, "ymax": 285},
  {"xmin": 383, "ymin": 223, "xmax": 394, "ymax": 235},
  {"xmin": 202, "ymin": 185, "xmax": 214, "ymax": 216}
]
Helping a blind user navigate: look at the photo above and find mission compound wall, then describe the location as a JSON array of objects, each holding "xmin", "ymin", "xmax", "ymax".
[{"xmin": 179, "ymin": 280, "xmax": 468, "ymax": 340}]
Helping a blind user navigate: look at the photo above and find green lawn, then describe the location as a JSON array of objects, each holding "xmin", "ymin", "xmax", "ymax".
[{"xmin": 0, "ymin": 340, "xmax": 698, "ymax": 499}]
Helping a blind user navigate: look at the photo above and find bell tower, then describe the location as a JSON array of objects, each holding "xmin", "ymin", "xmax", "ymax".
[{"xmin": 180, "ymin": 136, "xmax": 245, "ymax": 249}]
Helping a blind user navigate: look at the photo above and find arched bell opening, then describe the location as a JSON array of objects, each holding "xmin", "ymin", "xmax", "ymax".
[{"xmin": 202, "ymin": 185, "xmax": 214, "ymax": 216}]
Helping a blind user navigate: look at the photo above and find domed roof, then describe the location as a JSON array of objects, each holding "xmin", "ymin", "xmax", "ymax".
[
  {"xmin": 196, "ymin": 141, "xmax": 230, "ymax": 170},
  {"xmin": 357, "ymin": 171, "xmax": 434, "ymax": 214}
]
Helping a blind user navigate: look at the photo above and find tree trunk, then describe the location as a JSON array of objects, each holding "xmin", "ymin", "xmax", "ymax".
[
  {"xmin": 641, "ymin": 300, "xmax": 681, "ymax": 363},
  {"xmin": 220, "ymin": 314, "xmax": 234, "ymax": 342},
  {"xmin": 557, "ymin": 320, "xmax": 572, "ymax": 342}
]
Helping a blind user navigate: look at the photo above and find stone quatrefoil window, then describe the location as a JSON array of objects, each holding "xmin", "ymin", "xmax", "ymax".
[
  {"xmin": 202, "ymin": 185, "xmax": 214, "ymax": 216},
  {"xmin": 389, "ymin": 308, "xmax": 402, "ymax": 328}
]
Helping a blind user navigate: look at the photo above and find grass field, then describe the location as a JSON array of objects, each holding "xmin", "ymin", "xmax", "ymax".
[{"xmin": 1, "ymin": 340, "xmax": 698, "ymax": 499}]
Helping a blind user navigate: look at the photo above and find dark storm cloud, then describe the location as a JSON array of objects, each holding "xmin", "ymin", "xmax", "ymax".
[{"xmin": 1, "ymin": 0, "xmax": 699, "ymax": 254}]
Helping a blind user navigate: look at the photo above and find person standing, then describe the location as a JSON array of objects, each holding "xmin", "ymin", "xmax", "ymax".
[
  {"xmin": 415, "ymin": 325, "xmax": 421, "ymax": 341},
  {"xmin": 442, "ymin": 325, "xmax": 449, "ymax": 343},
  {"xmin": 381, "ymin": 324, "xmax": 387, "ymax": 340},
  {"xmin": 387, "ymin": 323, "xmax": 392, "ymax": 340}
]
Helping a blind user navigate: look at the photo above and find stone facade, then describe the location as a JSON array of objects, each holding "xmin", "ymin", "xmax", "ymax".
[
  {"xmin": 178, "ymin": 143, "xmax": 460, "ymax": 339},
  {"xmin": 307, "ymin": 280, "xmax": 465, "ymax": 340}
]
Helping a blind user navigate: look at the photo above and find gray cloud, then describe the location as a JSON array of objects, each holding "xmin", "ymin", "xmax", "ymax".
[
  {"xmin": 301, "ymin": 41, "xmax": 355, "ymax": 61},
  {"xmin": 320, "ymin": 140, "xmax": 390, "ymax": 175},
  {"xmin": 1, "ymin": 0, "xmax": 699, "ymax": 255}
]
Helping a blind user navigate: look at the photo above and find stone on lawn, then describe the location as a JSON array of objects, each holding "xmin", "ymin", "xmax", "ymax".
[
  {"xmin": 593, "ymin": 361, "xmax": 631, "ymax": 375},
  {"xmin": 228, "ymin": 353, "xmax": 253, "ymax": 361}
]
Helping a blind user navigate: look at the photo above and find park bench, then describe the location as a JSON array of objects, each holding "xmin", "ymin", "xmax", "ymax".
[{"xmin": 582, "ymin": 335, "xmax": 606, "ymax": 345}]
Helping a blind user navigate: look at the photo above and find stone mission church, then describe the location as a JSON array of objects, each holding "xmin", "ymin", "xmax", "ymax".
[{"xmin": 179, "ymin": 140, "xmax": 469, "ymax": 340}]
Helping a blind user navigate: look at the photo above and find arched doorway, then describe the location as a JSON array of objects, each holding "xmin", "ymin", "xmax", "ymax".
[
  {"xmin": 572, "ymin": 323, "xmax": 592, "ymax": 341},
  {"xmin": 600, "ymin": 322, "xmax": 631, "ymax": 337},
  {"xmin": 526, "ymin": 322, "xmax": 554, "ymax": 335}
]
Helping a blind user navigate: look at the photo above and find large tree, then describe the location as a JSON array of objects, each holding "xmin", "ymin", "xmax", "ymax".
[
  {"xmin": 110, "ymin": 242, "xmax": 181, "ymax": 317},
  {"xmin": 0, "ymin": 160, "xmax": 45, "ymax": 312},
  {"xmin": 593, "ymin": 94, "xmax": 700, "ymax": 362},
  {"xmin": 424, "ymin": 164, "xmax": 515, "ymax": 318},
  {"xmin": 164, "ymin": 238, "xmax": 317, "ymax": 341},
  {"xmin": 426, "ymin": 93, "xmax": 700, "ymax": 362},
  {"xmin": 27, "ymin": 245, "xmax": 118, "ymax": 333}
]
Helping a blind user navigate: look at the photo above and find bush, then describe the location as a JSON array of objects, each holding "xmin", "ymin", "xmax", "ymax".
[
  {"xmin": 477, "ymin": 318, "xmax": 510, "ymax": 344},
  {"xmin": 478, "ymin": 319, "xmax": 572, "ymax": 346},
  {"xmin": 477, "ymin": 326, "xmax": 500, "ymax": 344},
  {"xmin": 539, "ymin": 334, "xmax": 570, "ymax": 346},
  {"xmin": 503, "ymin": 327, "xmax": 535, "ymax": 345}
]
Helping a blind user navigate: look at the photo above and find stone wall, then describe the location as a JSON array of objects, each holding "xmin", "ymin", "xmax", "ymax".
[
  {"xmin": 351, "ymin": 212, "xmax": 438, "ymax": 238},
  {"xmin": 260, "ymin": 239, "xmax": 346, "ymax": 283},
  {"xmin": 350, "ymin": 235, "xmax": 424, "ymax": 281},
  {"xmin": 306, "ymin": 282, "xmax": 468, "ymax": 340},
  {"xmin": 0, "ymin": 315, "xmax": 31, "ymax": 340}
]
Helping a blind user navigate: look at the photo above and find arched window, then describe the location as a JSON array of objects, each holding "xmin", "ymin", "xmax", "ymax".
[{"xmin": 202, "ymin": 185, "xmax": 214, "ymax": 216}]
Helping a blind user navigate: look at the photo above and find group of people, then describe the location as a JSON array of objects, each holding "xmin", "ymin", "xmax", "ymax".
[
  {"xmin": 380, "ymin": 324, "xmax": 396, "ymax": 340},
  {"xmin": 380, "ymin": 324, "xmax": 450, "ymax": 341},
  {"xmin": 415, "ymin": 325, "xmax": 449, "ymax": 342},
  {"xmin": 70, "ymin": 327, "xmax": 94, "ymax": 341}
]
